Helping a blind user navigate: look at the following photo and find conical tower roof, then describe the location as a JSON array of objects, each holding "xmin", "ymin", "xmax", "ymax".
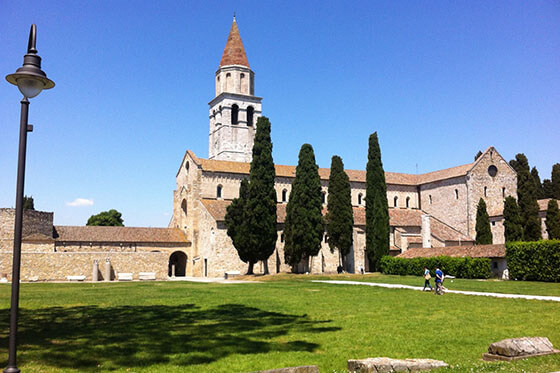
[{"xmin": 219, "ymin": 17, "xmax": 250, "ymax": 68}]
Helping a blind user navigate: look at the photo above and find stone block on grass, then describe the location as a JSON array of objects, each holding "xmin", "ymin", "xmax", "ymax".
[
  {"xmin": 252, "ymin": 365, "xmax": 318, "ymax": 373},
  {"xmin": 347, "ymin": 357, "xmax": 448, "ymax": 372},
  {"xmin": 483, "ymin": 337, "xmax": 560, "ymax": 361}
]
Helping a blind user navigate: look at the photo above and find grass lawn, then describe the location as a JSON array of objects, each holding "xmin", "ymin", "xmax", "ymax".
[{"xmin": 1, "ymin": 279, "xmax": 559, "ymax": 372}]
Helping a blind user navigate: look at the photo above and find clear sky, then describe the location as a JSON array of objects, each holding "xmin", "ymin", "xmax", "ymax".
[{"xmin": 1, "ymin": 1, "xmax": 559, "ymax": 227}]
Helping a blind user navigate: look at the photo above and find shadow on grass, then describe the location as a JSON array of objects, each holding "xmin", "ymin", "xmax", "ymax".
[{"xmin": 0, "ymin": 304, "xmax": 338, "ymax": 370}]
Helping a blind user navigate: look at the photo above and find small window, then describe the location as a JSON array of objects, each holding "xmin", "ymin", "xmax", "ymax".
[
  {"xmin": 321, "ymin": 191, "xmax": 326, "ymax": 204},
  {"xmin": 217, "ymin": 185, "xmax": 223, "ymax": 199},
  {"xmin": 484, "ymin": 186, "xmax": 487, "ymax": 197},
  {"xmin": 247, "ymin": 106, "xmax": 254, "ymax": 126},
  {"xmin": 185, "ymin": 161, "xmax": 190, "ymax": 173},
  {"xmin": 358, "ymin": 193, "xmax": 363, "ymax": 206},
  {"xmin": 324, "ymin": 234, "xmax": 328, "ymax": 243},
  {"xmin": 393, "ymin": 196, "xmax": 398, "ymax": 207},
  {"xmin": 181, "ymin": 199, "xmax": 187, "ymax": 216},
  {"xmin": 406, "ymin": 197, "xmax": 410, "ymax": 208},
  {"xmin": 502, "ymin": 187, "xmax": 506, "ymax": 197},
  {"xmin": 492, "ymin": 261, "xmax": 498, "ymax": 269},
  {"xmin": 488, "ymin": 165, "xmax": 498, "ymax": 177},
  {"xmin": 280, "ymin": 233, "xmax": 284, "ymax": 243},
  {"xmin": 231, "ymin": 104, "xmax": 239, "ymax": 124},
  {"xmin": 455, "ymin": 189, "xmax": 459, "ymax": 199},
  {"xmin": 492, "ymin": 221, "xmax": 496, "ymax": 226},
  {"xmin": 429, "ymin": 195, "xmax": 432, "ymax": 205},
  {"xmin": 282, "ymin": 189, "xmax": 288, "ymax": 202}
]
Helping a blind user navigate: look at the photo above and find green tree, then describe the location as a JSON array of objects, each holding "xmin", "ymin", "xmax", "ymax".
[
  {"xmin": 23, "ymin": 195, "xmax": 35, "ymax": 210},
  {"xmin": 284, "ymin": 144, "xmax": 324, "ymax": 272},
  {"xmin": 552, "ymin": 163, "xmax": 560, "ymax": 199},
  {"xmin": 245, "ymin": 116, "xmax": 277, "ymax": 274},
  {"xmin": 475, "ymin": 198, "xmax": 493, "ymax": 244},
  {"xmin": 225, "ymin": 179, "xmax": 257, "ymax": 274},
  {"xmin": 531, "ymin": 167, "xmax": 544, "ymax": 199},
  {"xmin": 543, "ymin": 179, "xmax": 554, "ymax": 198},
  {"xmin": 503, "ymin": 196, "xmax": 524, "ymax": 242},
  {"xmin": 545, "ymin": 199, "xmax": 560, "ymax": 240},
  {"xmin": 325, "ymin": 155, "xmax": 354, "ymax": 267},
  {"xmin": 474, "ymin": 150, "xmax": 483, "ymax": 162},
  {"xmin": 365, "ymin": 132, "xmax": 390, "ymax": 271},
  {"xmin": 510, "ymin": 154, "xmax": 541, "ymax": 241},
  {"xmin": 86, "ymin": 209, "xmax": 124, "ymax": 226}
]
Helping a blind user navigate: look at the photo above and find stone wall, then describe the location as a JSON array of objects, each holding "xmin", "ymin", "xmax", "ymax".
[
  {"xmin": 0, "ymin": 208, "xmax": 54, "ymax": 249},
  {"xmin": 53, "ymin": 242, "xmax": 187, "ymax": 253},
  {"xmin": 0, "ymin": 251, "xmax": 169, "ymax": 281},
  {"xmin": 420, "ymin": 176, "xmax": 468, "ymax": 236}
]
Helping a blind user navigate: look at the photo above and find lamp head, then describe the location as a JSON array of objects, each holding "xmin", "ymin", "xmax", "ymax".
[{"xmin": 6, "ymin": 24, "xmax": 55, "ymax": 98}]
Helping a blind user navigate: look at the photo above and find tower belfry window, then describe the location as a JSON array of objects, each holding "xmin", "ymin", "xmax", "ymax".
[
  {"xmin": 247, "ymin": 106, "xmax": 254, "ymax": 126},
  {"xmin": 231, "ymin": 104, "xmax": 239, "ymax": 124}
]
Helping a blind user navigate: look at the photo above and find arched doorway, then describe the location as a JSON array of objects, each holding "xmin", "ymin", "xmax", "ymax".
[{"xmin": 169, "ymin": 251, "xmax": 187, "ymax": 277}]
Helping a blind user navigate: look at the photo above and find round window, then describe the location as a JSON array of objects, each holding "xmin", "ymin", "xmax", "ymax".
[{"xmin": 488, "ymin": 165, "xmax": 498, "ymax": 177}]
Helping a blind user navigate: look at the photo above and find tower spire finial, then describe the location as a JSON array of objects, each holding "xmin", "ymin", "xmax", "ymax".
[{"xmin": 233, "ymin": 12, "xmax": 236, "ymax": 21}]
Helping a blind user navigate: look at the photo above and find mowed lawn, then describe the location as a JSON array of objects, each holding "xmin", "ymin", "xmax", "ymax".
[{"xmin": 0, "ymin": 278, "xmax": 559, "ymax": 372}]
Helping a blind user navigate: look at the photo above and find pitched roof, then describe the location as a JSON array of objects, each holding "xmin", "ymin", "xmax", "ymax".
[
  {"xmin": 219, "ymin": 17, "xmax": 250, "ymax": 68},
  {"xmin": 397, "ymin": 244, "xmax": 505, "ymax": 259},
  {"xmin": 189, "ymin": 151, "xmax": 471, "ymax": 186},
  {"xmin": 53, "ymin": 226, "xmax": 188, "ymax": 244},
  {"xmin": 538, "ymin": 199, "xmax": 560, "ymax": 212},
  {"xmin": 200, "ymin": 199, "xmax": 473, "ymax": 243}
]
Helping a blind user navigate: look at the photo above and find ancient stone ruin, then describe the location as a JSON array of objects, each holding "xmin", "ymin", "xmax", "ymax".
[
  {"xmin": 483, "ymin": 336, "xmax": 560, "ymax": 361},
  {"xmin": 347, "ymin": 357, "xmax": 448, "ymax": 372}
]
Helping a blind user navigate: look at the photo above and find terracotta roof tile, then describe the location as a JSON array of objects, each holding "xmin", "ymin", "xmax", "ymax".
[
  {"xmin": 220, "ymin": 18, "xmax": 250, "ymax": 68},
  {"xmin": 538, "ymin": 199, "xmax": 560, "ymax": 212},
  {"xmin": 397, "ymin": 244, "xmax": 505, "ymax": 259},
  {"xmin": 54, "ymin": 226, "xmax": 188, "ymax": 244}
]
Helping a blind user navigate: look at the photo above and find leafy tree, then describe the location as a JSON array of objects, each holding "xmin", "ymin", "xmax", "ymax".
[
  {"xmin": 531, "ymin": 167, "xmax": 544, "ymax": 199},
  {"xmin": 284, "ymin": 144, "xmax": 324, "ymax": 272},
  {"xmin": 543, "ymin": 179, "xmax": 554, "ymax": 199},
  {"xmin": 545, "ymin": 199, "xmax": 560, "ymax": 240},
  {"xmin": 552, "ymin": 163, "xmax": 560, "ymax": 199},
  {"xmin": 365, "ymin": 132, "xmax": 390, "ymax": 271},
  {"xmin": 245, "ymin": 116, "xmax": 277, "ymax": 274},
  {"xmin": 509, "ymin": 154, "xmax": 541, "ymax": 241},
  {"xmin": 325, "ymin": 156, "xmax": 354, "ymax": 267},
  {"xmin": 86, "ymin": 209, "xmax": 124, "ymax": 226},
  {"xmin": 474, "ymin": 150, "xmax": 483, "ymax": 162},
  {"xmin": 225, "ymin": 179, "xmax": 257, "ymax": 274},
  {"xmin": 23, "ymin": 195, "xmax": 35, "ymax": 210},
  {"xmin": 475, "ymin": 198, "xmax": 492, "ymax": 244},
  {"xmin": 503, "ymin": 196, "xmax": 524, "ymax": 242}
]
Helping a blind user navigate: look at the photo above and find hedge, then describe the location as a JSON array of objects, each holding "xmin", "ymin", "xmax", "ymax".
[
  {"xmin": 506, "ymin": 240, "xmax": 560, "ymax": 282},
  {"xmin": 380, "ymin": 255, "xmax": 491, "ymax": 279}
]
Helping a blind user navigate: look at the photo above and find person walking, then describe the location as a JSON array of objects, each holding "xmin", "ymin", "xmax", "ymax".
[
  {"xmin": 434, "ymin": 266, "xmax": 444, "ymax": 295},
  {"xmin": 423, "ymin": 267, "xmax": 432, "ymax": 291}
]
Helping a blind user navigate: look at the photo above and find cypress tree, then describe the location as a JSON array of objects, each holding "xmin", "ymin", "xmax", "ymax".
[
  {"xmin": 545, "ymin": 199, "xmax": 560, "ymax": 240},
  {"xmin": 225, "ymin": 179, "xmax": 257, "ymax": 274},
  {"xmin": 543, "ymin": 179, "xmax": 554, "ymax": 199},
  {"xmin": 245, "ymin": 116, "xmax": 277, "ymax": 274},
  {"xmin": 503, "ymin": 196, "xmax": 524, "ymax": 242},
  {"xmin": 23, "ymin": 195, "xmax": 35, "ymax": 210},
  {"xmin": 510, "ymin": 154, "xmax": 542, "ymax": 241},
  {"xmin": 284, "ymin": 144, "xmax": 324, "ymax": 272},
  {"xmin": 475, "ymin": 198, "xmax": 493, "ymax": 244},
  {"xmin": 325, "ymin": 155, "xmax": 354, "ymax": 267},
  {"xmin": 531, "ymin": 167, "xmax": 545, "ymax": 199},
  {"xmin": 365, "ymin": 132, "xmax": 390, "ymax": 271},
  {"xmin": 474, "ymin": 150, "xmax": 483, "ymax": 162},
  {"xmin": 552, "ymin": 163, "xmax": 560, "ymax": 199}
]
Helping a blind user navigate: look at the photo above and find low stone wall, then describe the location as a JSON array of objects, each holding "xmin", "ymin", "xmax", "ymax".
[{"xmin": 0, "ymin": 251, "xmax": 169, "ymax": 281}]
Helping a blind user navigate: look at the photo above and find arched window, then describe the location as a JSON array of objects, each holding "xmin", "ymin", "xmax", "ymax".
[
  {"xmin": 455, "ymin": 189, "xmax": 459, "ymax": 199},
  {"xmin": 429, "ymin": 195, "xmax": 433, "ymax": 205},
  {"xmin": 484, "ymin": 186, "xmax": 487, "ymax": 197},
  {"xmin": 247, "ymin": 106, "xmax": 254, "ymax": 126},
  {"xmin": 358, "ymin": 193, "xmax": 363, "ymax": 206},
  {"xmin": 406, "ymin": 196, "xmax": 410, "ymax": 208},
  {"xmin": 502, "ymin": 187, "xmax": 506, "ymax": 197},
  {"xmin": 225, "ymin": 72, "xmax": 231, "ymax": 91},
  {"xmin": 185, "ymin": 161, "xmax": 189, "ymax": 173},
  {"xmin": 324, "ymin": 234, "xmax": 328, "ymax": 243},
  {"xmin": 321, "ymin": 191, "xmax": 326, "ymax": 204},
  {"xmin": 181, "ymin": 199, "xmax": 187, "ymax": 216},
  {"xmin": 231, "ymin": 104, "xmax": 239, "ymax": 124},
  {"xmin": 280, "ymin": 233, "xmax": 284, "ymax": 243},
  {"xmin": 393, "ymin": 196, "xmax": 398, "ymax": 207},
  {"xmin": 282, "ymin": 189, "xmax": 288, "ymax": 202},
  {"xmin": 240, "ymin": 73, "xmax": 246, "ymax": 93},
  {"xmin": 217, "ymin": 185, "xmax": 223, "ymax": 199}
]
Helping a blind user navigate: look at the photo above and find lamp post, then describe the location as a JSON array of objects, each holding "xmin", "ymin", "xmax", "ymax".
[{"xmin": 4, "ymin": 24, "xmax": 54, "ymax": 373}]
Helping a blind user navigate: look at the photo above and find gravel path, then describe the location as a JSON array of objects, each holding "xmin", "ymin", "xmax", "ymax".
[{"xmin": 312, "ymin": 280, "xmax": 560, "ymax": 302}]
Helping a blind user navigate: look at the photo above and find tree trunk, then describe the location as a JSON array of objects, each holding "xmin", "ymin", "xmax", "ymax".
[
  {"xmin": 263, "ymin": 259, "xmax": 269, "ymax": 275},
  {"xmin": 247, "ymin": 261, "xmax": 255, "ymax": 275}
]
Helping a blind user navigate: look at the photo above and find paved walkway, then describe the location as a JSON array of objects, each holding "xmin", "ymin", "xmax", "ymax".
[{"xmin": 312, "ymin": 280, "xmax": 560, "ymax": 302}]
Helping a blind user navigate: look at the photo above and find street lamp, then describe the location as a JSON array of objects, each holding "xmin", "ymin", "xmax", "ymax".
[{"xmin": 4, "ymin": 24, "xmax": 54, "ymax": 373}]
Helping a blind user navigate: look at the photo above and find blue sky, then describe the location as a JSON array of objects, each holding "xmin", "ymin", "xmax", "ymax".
[{"xmin": 1, "ymin": 1, "xmax": 559, "ymax": 227}]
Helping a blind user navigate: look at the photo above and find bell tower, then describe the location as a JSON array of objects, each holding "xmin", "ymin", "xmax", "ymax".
[{"xmin": 208, "ymin": 16, "xmax": 262, "ymax": 162}]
